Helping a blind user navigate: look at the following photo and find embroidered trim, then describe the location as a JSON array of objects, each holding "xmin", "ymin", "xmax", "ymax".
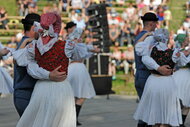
[{"xmin": 36, "ymin": 36, "xmax": 58, "ymax": 55}]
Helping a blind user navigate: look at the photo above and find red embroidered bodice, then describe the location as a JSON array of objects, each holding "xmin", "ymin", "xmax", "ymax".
[{"xmin": 35, "ymin": 40, "xmax": 69, "ymax": 74}]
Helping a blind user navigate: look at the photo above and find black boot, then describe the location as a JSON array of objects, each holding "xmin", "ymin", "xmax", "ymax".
[
  {"xmin": 137, "ymin": 120, "xmax": 148, "ymax": 127},
  {"xmin": 180, "ymin": 115, "xmax": 187, "ymax": 127},
  {"xmin": 77, "ymin": 121, "xmax": 82, "ymax": 126},
  {"xmin": 76, "ymin": 104, "xmax": 82, "ymax": 126},
  {"xmin": 137, "ymin": 123, "xmax": 147, "ymax": 127}
]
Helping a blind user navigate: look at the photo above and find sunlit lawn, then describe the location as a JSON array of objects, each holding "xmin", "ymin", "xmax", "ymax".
[{"xmin": 112, "ymin": 70, "xmax": 137, "ymax": 95}]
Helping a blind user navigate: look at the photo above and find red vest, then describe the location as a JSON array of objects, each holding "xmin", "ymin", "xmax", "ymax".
[{"xmin": 35, "ymin": 40, "xmax": 69, "ymax": 74}]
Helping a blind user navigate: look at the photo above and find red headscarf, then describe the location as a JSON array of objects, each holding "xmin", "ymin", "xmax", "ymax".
[{"xmin": 40, "ymin": 12, "xmax": 61, "ymax": 45}]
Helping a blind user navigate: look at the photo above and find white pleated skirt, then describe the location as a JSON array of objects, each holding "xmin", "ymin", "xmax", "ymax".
[
  {"xmin": 0, "ymin": 67, "xmax": 13, "ymax": 94},
  {"xmin": 16, "ymin": 79, "xmax": 76, "ymax": 127},
  {"xmin": 134, "ymin": 74, "xmax": 182, "ymax": 126},
  {"xmin": 68, "ymin": 63, "xmax": 96, "ymax": 99},
  {"xmin": 173, "ymin": 68, "xmax": 190, "ymax": 107}
]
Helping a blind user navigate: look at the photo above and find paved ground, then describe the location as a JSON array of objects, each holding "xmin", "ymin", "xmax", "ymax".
[{"xmin": 0, "ymin": 95, "xmax": 190, "ymax": 127}]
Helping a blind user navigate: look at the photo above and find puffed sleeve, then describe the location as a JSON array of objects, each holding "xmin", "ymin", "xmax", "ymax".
[
  {"xmin": 135, "ymin": 36, "xmax": 154, "ymax": 56},
  {"xmin": 65, "ymin": 40, "xmax": 94, "ymax": 60},
  {"xmin": 142, "ymin": 55, "xmax": 160, "ymax": 70},
  {"xmin": 64, "ymin": 40, "xmax": 76, "ymax": 59},
  {"xmin": 178, "ymin": 54, "xmax": 190, "ymax": 66},
  {"xmin": 86, "ymin": 44, "xmax": 94, "ymax": 51},
  {"xmin": 77, "ymin": 43, "xmax": 94, "ymax": 59},
  {"xmin": 13, "ymin": 40, "xmax": 50, "ymax": 80},
  {"xmin": 27, "ymin": 62, "xmax": 50, "ymax": 80},
  {"xmin": 13, "ymin": 40, "xmax": 35, "ymax": 66},
  {"xmin": 172, "ymin": 48, "xmax": 181, "ymax": 63},
  {"xmin": 135, "ymin": 36, "xmax": 160, "ymax": 70}
]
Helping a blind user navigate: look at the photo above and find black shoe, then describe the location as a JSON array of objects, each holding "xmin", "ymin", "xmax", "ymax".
[
  {"xmin": 180, "ymin": 125, "xmax": 186, "ymax": 127},
  {"xmin": 137, "ymin": 123, "xmax": 147, "ymax": 127},
  {"xmin": 77, "ymin": 121, "xmax": 82, "ymax": 126}
]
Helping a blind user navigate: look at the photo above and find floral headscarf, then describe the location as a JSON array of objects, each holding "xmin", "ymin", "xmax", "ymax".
[
  {"xmin": 154, "ymin": 28, "xmax": 169, "ymax": 44},
  {"xmin": 33, "ymin": 12, "xmax": 62, "ymax": 55},
  {"xmin": 34, "ymin": 12, "xmax": 61, "ymax": 45}
]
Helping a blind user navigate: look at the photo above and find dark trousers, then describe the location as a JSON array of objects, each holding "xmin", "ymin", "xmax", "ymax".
[
  {"xmin": 135, "ymin": 70, "xmax": 150, "ymax": 99},
  {"xmin": 13, "ymin": 89, "xmax": 33, "ymax": 117},
  {"xmin": 14, "ymin": 97, "xmax": 30, "ymax": 117}
]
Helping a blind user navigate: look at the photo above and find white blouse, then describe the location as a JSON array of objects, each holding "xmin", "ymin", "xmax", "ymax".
[
  {"xmin": 135, "ymin": 36, "xmax": 190, "ymax": 70},
  {"xmin": 135, "ymin": 36, "xmax": 160, "ymax": 70},
  {"xmin": 13, "ymin": 40, "xmax": 50, "ymax": 80},
  {"xmin": 65, "ymin": 40, "xmax": 94, "ymax": 62},
  {"xmin": 13, "ymin": 39, "xmax": 94, "ymax": 80}
]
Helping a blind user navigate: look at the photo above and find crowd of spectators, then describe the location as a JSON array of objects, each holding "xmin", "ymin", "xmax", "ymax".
[{"xmin": 17, "ymin": 0, "xmax": 38, "ymax": 16}]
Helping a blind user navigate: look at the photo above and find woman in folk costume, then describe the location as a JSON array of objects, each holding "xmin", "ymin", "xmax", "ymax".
[
  {"xmin": 66, "ymin": 27, "xmax": 100, "ymax": 125},
  {"xmin": 0, "ymin": 48, "xmax": 13, "ymax": 95},
  {"xmin": 173, "ymin": 35, "xmax": 190, "ymax": 127},
  {"xmin": 13, "ymin": 12, "xmax": 76, "ymax": 127},
  {"xmin": 134, "ymin": 28, "xmax": 190, "ymax": 127}
]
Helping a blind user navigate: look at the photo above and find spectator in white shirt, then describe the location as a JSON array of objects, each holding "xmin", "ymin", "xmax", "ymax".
[{"xmin": 74, "ymin": 14, "xmax": 86, "ymax": 30}]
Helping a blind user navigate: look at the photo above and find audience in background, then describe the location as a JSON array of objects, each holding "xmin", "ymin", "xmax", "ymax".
[
  {"xmin": 122, "ymin": 44, "xmax": 135, "ymax": 75},
  {"xmin": 0, "ymin": 7, "xmax": 9, "ymax": 30}
]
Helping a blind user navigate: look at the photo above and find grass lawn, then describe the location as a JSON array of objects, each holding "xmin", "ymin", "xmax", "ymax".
[
  {"xmin": 112, "ymin": 70, "xmax": 136, "ymax": 95},
  {"xmin": 169, "ymin": 0, "xmax": 186, "ymax": 32},
  {"xmin": 1, "ymin": 0, "xmax": 17, "ymax": 16}
]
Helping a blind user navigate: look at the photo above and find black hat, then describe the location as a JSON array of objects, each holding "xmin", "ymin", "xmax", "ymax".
[
  {"xmin": 65, "ymin": 21, "xmax": 76, "ymax": 30},
  {"xmin": 21, "ymin": 13, "xmax": 40, "ymax": 25},
  {"xmin": 141, "ymin": 12, "xmax": 159, "ymax": 21}
]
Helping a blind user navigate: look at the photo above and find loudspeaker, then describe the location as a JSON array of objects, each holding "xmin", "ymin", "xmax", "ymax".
[
  {"xmin": 88, "ymin": 16, "xmax": 101, "ymax": 26},
  {"xmin": 87, "ymin": 3, "xmax": 107, "ymax": 16},
  {"xmin": 91, "ymin": 75, "xmax": 112, "ymax": 95},
  {"xmin": 86, "ymin": 54, "xmax": 109, "ymax": 75},
  {"xmin": 87, "ymin": 3, "xmax": 110, "ymax": 53},
  {"xmin": 87, "ymin": 4, "xmax": 98, "ymax": 16}
]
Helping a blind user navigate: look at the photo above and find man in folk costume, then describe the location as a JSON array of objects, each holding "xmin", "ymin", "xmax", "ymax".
[
  {"xmin": 134, "ymin": 12, "xmax": 173, "ymax": 127},
  {"xmin": 13, "ymin": 13, "xmax": 67, "ymax": 117},
  {"xmin": 13, "ymin": 12, "xmax": 76, "ymax": 127}
]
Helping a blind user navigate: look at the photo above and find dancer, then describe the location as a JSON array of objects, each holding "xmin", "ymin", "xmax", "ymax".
[
  {"xmin": 173, "ymin": 35, "xmax": 190, "ymax": 127},
  {"xmin": 65, "ymin": 21, "xmax": 77, "ymax": 36},
  {"xmin": 134, "ymin": 12, "xmax": 172, "ymax": 127},
  {"xmin": 66, "ymin": 27, "xmax": 100, "ymax": 126},
  {"xmin": 134, "ymin": 28, "xmax": 190, "ymax": 127},
  {"xmin": 0, "ymin": 48, "xmax": 13, "ymax": 95},
  {"xmin": 13, "ymin": 12, "xmax": 76, "ymax": 127},
  {"xmin": 13, "ymin": 13, "xmax": 66, "ymax": 117}
]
